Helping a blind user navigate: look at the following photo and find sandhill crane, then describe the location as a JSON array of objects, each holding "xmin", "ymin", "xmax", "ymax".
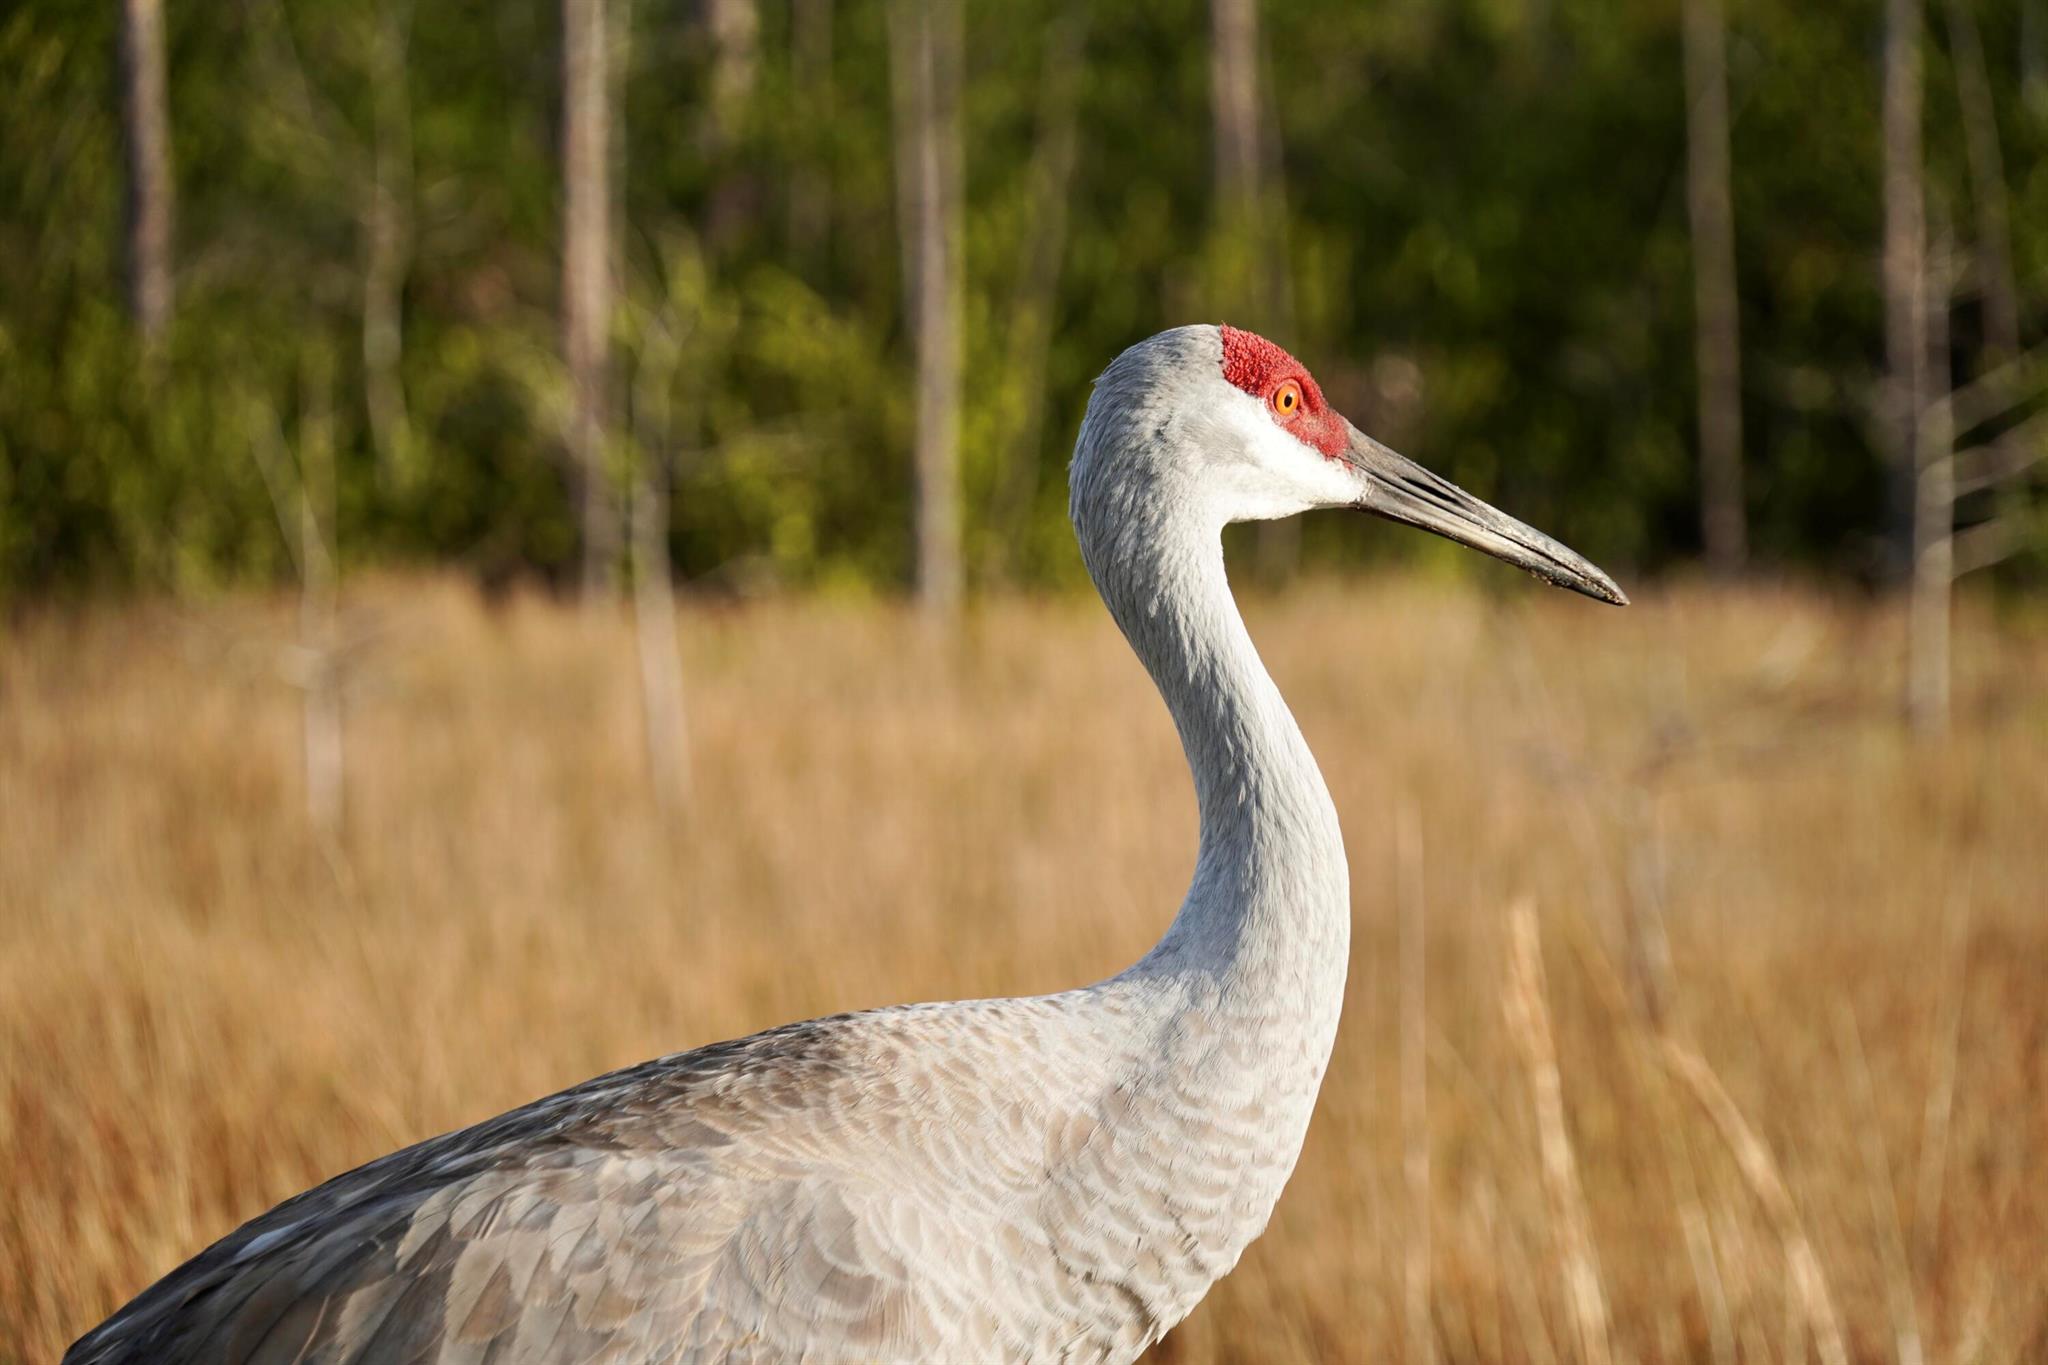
[{"xmin": 67, "ymin": 324, "xmax": 1624, "ymax": 1365}]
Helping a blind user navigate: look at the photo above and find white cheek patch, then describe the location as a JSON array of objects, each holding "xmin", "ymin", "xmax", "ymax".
[{"xmin": 1211, "ymin": 384, "xmax": 1360, "ymax": 519}]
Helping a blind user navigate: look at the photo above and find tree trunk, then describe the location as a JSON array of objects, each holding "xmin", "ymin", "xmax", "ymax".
[
  {"xmin": 704, "ymin": 0, "xmax": 758, "ymax": 253},
  {"xmin": 632, "ymin": 465, "xmax": 689, "ymax": 816},
  {"xmin": 1682, "ymin": 0, "xmax": 1746, "ymax": 575},
  {"xmin": 246, "ymin": 365, "xmax": 347, "ymax": 841},
  {"xmin": 1209, "ymin": 0, "xmax": 1299, "ymax": 580},
  {"xmin": 631, "ymin": 312, "xmax": 690, "ymax": 817},
  {"xmin": 890, "ymin": 0, "xmax": 963, "ymax": 616},
  {"xmin": 1945, "ymin": 0, "xmax": 2020, "ymax": 365},
  {"xmin": 1907, "ymin": 233, "xmax": 1954, "ymax": 738},
  {"xmin": 1210, "ymin": 0, "xmax": 1260, "ymax": 234},
  {"xmin": 787, "ymin": 0, "xmax": 834, "ymax": 262},
  {"xmin": 363, "ymin": 0, "xmax": 415, "ymax": 488},
  {"xmin": 988, "ymin": 10, "xmax": 1086, "ymax": 578},
  {"xmin": 1944, "ymin": 0, "xmax": 2037, "ymax": 527},
  {"xmin": 1881, "ymin": 0, "xmax": 1925, "ymax": 584},
  {"xmin": 2024, "ymin": 0, "xmax": 2047, "ymax": 112},
  {"xmin": 118, "ymin": 0, "xmax": 174, "ymax": 357},
  {"xmin": 564, "ymin": 0, "xmax": 619, "ymax": 597},
  {"xmin": 299, "ymin": 349, "xmax": 344, "ymax": 838}
]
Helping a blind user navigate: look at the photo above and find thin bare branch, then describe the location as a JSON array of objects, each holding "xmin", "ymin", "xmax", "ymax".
[
  {"xmin": 1926, "ymin": 343, "xmax": 2048, "ymax": 441},
  {"xmin": 1954, "ymin": 406, "xmax": 2048, "ymax": 494},
  {"xmin": 1950, "ymin": 514, "xmax": 2026, "ymax": 576}
]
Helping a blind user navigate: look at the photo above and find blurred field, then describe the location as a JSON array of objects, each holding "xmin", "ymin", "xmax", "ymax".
[{"xmin": 3, "ymin": 573, "xmax": 2045, "ymax": 1364}]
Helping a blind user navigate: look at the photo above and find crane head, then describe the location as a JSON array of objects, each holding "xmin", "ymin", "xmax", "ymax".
[{"xmin": 1073, "ymin": 325, "xmax": 1628, "ymax": 606}]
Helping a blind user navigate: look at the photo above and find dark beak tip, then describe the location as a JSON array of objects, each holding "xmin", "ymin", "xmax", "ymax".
[
  {"xmin": 1527, "ymin": 557, "xmax": 1627, "ymax": 606},
  {"xmin": 1342, "ymin": 427, "xmax": 1631, "ymax": 609},
  {"xmin": 1547, "ymin": 569, "xmax": 1629, "ymax": 607},
  {"xmin": 1568, "ymin": 567, "xmax": 1629, "ymax": 606}
]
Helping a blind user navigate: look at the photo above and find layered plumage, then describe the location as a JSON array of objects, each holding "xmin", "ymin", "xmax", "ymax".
[{"xmin": 68, "ymin": 324, "xmax": 1620, "ymax": 1365}]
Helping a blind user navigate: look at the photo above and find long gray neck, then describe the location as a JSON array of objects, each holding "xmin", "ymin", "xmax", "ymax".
[{"xmin": 1081, "ymin": 497, "xmax": 1350, "ymax": 1006}]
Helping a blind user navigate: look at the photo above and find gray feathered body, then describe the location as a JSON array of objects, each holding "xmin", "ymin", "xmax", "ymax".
[
  {"xmin": 67, "ymin": 326, "xmax": 1353, "ymax": 1365},
  {"xmin": 66, "ymin": 981, "xmax": 1335, "ymax": 1364}
]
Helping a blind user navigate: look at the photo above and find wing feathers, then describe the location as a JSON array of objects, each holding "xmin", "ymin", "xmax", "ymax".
[{"xmin": 65, "ymin": 999, "xmax": 1187, "ymax": 1364}]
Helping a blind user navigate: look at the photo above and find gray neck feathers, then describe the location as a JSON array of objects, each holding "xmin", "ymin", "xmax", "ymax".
[{"xmin": 1070, "ymin": 357, "xmax": 1350, "ymax": 1004}]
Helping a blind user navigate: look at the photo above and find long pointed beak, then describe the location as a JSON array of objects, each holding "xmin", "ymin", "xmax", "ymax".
[{"xmin": 1341, "ymin": 422, "xmax": 1628, "ymax": 606}]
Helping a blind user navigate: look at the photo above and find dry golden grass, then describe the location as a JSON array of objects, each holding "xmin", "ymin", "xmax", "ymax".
[{"xmin": 3, "ymin": 573, "xmax": 2045, "ymax": 1363}]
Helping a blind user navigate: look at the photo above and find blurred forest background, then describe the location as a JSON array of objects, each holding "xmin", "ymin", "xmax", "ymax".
[{"xmin": 3, "ymin": 0, "xmax": 2045, "ymax": 617}]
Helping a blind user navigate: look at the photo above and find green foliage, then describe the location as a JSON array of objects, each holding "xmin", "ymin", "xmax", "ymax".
[{"xmin": 1, "ymin": 0, "xmax": 2044, "ymax": 598}]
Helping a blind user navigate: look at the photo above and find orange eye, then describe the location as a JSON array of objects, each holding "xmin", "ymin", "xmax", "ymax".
[{"xmin": 1273, "ymin": 381, "xmax": 1302, "ymax": 415}]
